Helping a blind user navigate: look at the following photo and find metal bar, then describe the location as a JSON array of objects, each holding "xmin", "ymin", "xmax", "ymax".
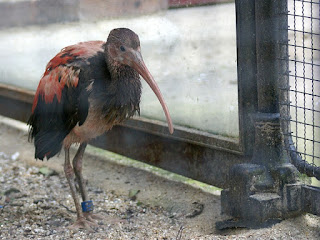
[
  {"xmin": 255, "ymin": 0, "xmax": 280, "ymax": 113},
  {"xmin": 287, "ymin": 13, "xmax": 320, "ymax": 21},
  {"xmin": 287, "ymin": 29, "xmax": 320, "ymax": 36},
  {"xmin": 288, "ymin": 89, "xmax": 320, "ymax": 98},
  {"xmin": 280, "ymin": 117, "xmax": 320, "ymax": 129},
  {"xmin": 0, "ymin": 83, "xmax": 34, "ymax": 104},
  {"xmin": 302, "ymin": 0, "xmax": 307, "ymax": 164},
  {"xmin": 248, "ymin": 0, "xmax": 288, "ymax": 168},
  {"xmin": 279, "ymin": 0, "xmax": 292, "ymax": 171},
  {"xmin": 287, "ymin": 59, "xmax": 320, "ymax": 68},
  {"xmin": 285, "ymin": 137, "xmax": 320, "ymax": 180},
  {"xmin": 284, "ymin": 43, "xmax": 320, "ymax": 52},
  {"xmin": 288, "ymin": 74, "xmax": 320, "ymax": 83},
  {"xmin": 293, "ymin": 0, "xmax": 300, "ymax": 168},
  {"xmin": 279, "ymin": 103, "xmax": 320, "ymax": 114},
  {"xmin": 235, "ymin": 0, "xmax": 258, "ymax": 156},
  {"xmin": 124, "ymin": 117, "xmax": 241, "ymax": 153},
  {"xmin": 284, "ymin": 133, "xmax": 320, "ymax": 145},
  {"xmin": 295, "ymin": 0, "xmax": 320, "ymax": 4},
  {"xmin": 286, "ymin": 147, "xmax": 320, "ymax": 160}
]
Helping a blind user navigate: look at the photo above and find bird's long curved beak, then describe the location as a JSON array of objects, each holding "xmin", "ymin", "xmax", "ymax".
[{"xmin": 131, "ymin": 50, "xmax": 174, "ymax": 134}]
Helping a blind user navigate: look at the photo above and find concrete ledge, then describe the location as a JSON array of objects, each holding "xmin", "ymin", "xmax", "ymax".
[
  {"xmin": 0, "ymin": 0, "xmax": 79, "ymax": 28},
  {"xmin": 0, "ymin": 0, "xmax": 168, "ymax": 28},
  {"xmin": 79, "ymin": 0, "xmax": 168, "ymax": 21}
]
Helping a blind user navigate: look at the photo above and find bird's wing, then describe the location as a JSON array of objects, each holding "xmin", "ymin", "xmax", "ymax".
[{"xmin": 28, "ymin": 41, "xmax": 104, "ymax": 160}]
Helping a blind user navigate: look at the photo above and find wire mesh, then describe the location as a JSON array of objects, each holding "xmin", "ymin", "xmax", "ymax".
[{"xmin": 280, "ymin": 0, "xmax": 320, "ymax": 181}]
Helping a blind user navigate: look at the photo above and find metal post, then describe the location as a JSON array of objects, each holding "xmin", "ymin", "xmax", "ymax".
[{"xmin": 218, "ymin": 0, "xmax": 301, "ymax": 229}]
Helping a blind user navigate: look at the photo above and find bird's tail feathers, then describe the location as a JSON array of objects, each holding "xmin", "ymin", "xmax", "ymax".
[{"xmin": 33, "ymin": 130, "xmax": 65, "ymax": 160}]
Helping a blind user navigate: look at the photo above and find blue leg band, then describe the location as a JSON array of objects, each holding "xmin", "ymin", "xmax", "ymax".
[{"xmin": 81, "ymin": 200, "xmax": 94, "ymax": 212}]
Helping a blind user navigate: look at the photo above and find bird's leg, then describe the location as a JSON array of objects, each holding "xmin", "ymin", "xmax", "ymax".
[
  {"xmin": 72, "ymin": 143, "xmax": 88, "ymax": 201},
  {"xmin": 72, "ymin": 143, "xmax": 103, "ymax": 222},
  {"xmin": 64, "ymin": 147, "xmax": 97, "ymax": 231}
]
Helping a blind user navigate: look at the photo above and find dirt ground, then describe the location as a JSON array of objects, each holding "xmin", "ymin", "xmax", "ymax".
[{"xmin": 0, "ymin": 115, "xmax": 320, "ymax": 239}]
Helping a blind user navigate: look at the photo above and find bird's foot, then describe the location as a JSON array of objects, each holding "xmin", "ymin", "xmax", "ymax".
[
  {"xmin": 83, "ymin": 212, "xmax": 104, "ymax": 222},
  {"xmin": 84, "ymin": 212, "xmax": 126, "ymax": 226},
  {"xmin": 68, "ymin": 216, "xmax": 98, "ymax": 232}
]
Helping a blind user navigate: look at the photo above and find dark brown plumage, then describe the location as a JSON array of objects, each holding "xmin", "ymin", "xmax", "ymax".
[{"xmin": 28, "ymin": 28, "xmax": 173, "ymax": 230}]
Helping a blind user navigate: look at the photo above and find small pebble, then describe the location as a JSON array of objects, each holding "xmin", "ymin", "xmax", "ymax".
[{"xmin": 11, "ymin": 152, "xmax": 20, "ymax": 160}]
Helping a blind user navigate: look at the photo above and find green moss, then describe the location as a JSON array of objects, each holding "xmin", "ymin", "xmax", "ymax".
[{"xmin": 86, "ymin": 145, "xmax": 221, "ymax": 194}]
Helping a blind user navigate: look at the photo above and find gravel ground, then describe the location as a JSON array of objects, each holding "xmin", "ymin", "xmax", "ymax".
[
  {"xmin": 1, "ymin": 116, "xmax": 320, "ymax": 239},
  {"xmin": 1, "ymin": 152, "xmax": 320, "ymax": 240},
  {"xmin": 0, "ymin": 152, "xmax": 189, "ymax": 239},
  {"xmin": 0, "ymin": 159, "xmax": 208, "ymax": 240}
]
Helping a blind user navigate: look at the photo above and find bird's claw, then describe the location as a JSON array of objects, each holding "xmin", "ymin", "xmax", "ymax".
[
  {"xmin": 68, "ymin": 216, "xmax": 98, "ymax": 232},
  {"xmin": 83, "ymin": 212, "xmax": 104, "ymax": 223}
]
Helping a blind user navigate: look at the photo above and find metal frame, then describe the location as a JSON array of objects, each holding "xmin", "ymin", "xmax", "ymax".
[
  {"xmin": 235, "ymin": 0, "xmax": 258, "ymax": 156},
  {"xmin": 219, "ymin": 0, "xmax": 318, "ymax": 228}
]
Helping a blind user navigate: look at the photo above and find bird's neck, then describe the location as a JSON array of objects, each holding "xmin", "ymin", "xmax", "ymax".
[
  {"xmin": 112, "ymin": 65, "xmax": 142, "ymax": 106},
  {"xmin": 105, "ymin": 56, "xmax": 141, "ymax": 100},
  {"xmin": 94, "ymin": 56, "xmax": 142, "ymax": 121}
]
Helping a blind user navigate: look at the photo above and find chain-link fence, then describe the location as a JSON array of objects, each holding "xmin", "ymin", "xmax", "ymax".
[{"xmin": 280, "ymin": 0, "xmax": 320, "ymax": 182}]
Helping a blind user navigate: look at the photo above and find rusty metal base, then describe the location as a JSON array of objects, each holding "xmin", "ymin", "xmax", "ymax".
[{"xmin": 217, "ymin": 162, "xmax": 320, "ymax": 230}]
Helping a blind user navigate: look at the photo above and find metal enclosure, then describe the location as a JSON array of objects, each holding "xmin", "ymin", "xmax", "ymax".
[
  {"xmin": 219, "ymin": 0, "xmax": 320, "ymax": 229},
  {"xmin": 280, "ymin": 0, "xmax": 320, "ymax": 181}
]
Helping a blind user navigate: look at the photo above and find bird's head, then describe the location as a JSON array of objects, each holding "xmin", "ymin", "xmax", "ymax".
[{"xmin": 105, "ymin": 28, "xmax": 174, "ymax": 134}]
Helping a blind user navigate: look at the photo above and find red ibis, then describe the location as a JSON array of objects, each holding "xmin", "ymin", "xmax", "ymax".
[{"xmin": 28, "ymin": 28, "xmax": 174, "ymax": 230}]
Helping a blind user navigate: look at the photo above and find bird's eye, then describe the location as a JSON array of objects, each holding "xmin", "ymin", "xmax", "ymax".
[{"xmin": 120, "ymin": 46, "xmax": 126, "ymax": 52}]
